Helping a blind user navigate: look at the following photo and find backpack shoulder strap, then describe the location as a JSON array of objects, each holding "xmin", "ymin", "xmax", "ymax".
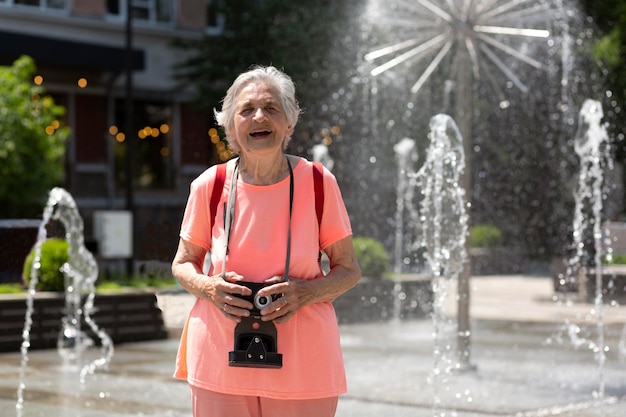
[
  {"xmin": 209, "ymin": 162, "xmax": 227, "ymax": 232},
  {"xmin": 312, "ymin": 162, "xmax": 324, "ymax": 229}
]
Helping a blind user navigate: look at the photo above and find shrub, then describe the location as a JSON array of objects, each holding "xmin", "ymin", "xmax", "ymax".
[
  {"xmin": 470, "ymin": 224, "xmax": 502, "ymax": 248},
  {"xmin": 606, "ymin": 254, "xmax": 626, "ymax": 265},
  {"xmin": 96, "ymin": 274, "xmax": 177, "ymax": 291},
  {"xmin": 0, "ymin": 283, "xmax": 24, "ymax": 294},
  {"xmin": 22, "ymin": 238, "xmax": 69, "ymax": 292},
  {"xmin": 352, "ymin": 236, "xmax": 390, "ymax": 279}
]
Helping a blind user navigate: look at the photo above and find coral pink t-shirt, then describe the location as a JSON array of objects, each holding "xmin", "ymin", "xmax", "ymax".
[{"xmin": 174, "ymin": 157, "xmax": 353, "ymax": 399}]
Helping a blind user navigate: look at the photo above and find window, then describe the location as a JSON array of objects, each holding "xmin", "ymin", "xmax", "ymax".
[
  {"xmin": 114, "ymin": 99, "xmax": 175, "ymax": 190},
  {"xmin": 206, "ymin": 0, "xmax": 224, "ymax": 33},
  {"xmin": 107, "ymin": 0, "xmax": 173, "ymax": 24},
  {"xmin": 12, "ymin": 0, "xmax": 67, "ymax": 8},
  {"xmin": 107, "ymin": 0, "xmax": 119, "ymax": 15}
]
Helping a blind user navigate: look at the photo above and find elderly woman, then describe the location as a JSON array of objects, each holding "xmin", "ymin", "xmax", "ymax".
[{"xmin": 171, "ymin": 65, "xmax": 361, "ymax": 417}]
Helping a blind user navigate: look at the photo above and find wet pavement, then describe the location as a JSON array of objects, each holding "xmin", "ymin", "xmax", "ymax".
[{"xmin": 1, "ymin": 275, "xmax": 626, "ymax": 417}]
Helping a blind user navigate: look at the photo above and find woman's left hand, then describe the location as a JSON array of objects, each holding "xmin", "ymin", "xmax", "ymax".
[
  {"xmin": 257, "ymin": 277, "xmax": 306, "ymax": 324},
  {"xmin": 256, "ymin": 236, "xmax": 361, "ymax": 324}
]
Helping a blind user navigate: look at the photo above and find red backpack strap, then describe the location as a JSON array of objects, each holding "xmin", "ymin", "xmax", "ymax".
[
  {"xmin": 209, "ymin": 163, "xmax": 227, "ymax": 232},
  {"xmin": 312, "ymin": 162, "xmax": 324, "ymax": 229}
]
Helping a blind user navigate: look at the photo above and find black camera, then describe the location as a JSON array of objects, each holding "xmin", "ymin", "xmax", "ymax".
[
  {"xmin": 228, "ymin": 281, "xmax": 283, "ymax": 369},
  {"xmin": 237, "ymin": 281, "xmax": 282, "ymax": 316}
]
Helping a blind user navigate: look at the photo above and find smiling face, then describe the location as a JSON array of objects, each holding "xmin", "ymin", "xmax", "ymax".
[{"xmin": 230, "ymin": 82, "xmax": 293, "ymax": 158}]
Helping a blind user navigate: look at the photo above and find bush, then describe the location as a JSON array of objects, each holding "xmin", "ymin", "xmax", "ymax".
[
  {"xmin": 352, "ymin": 236, "xmax": 390, "ymax": 279},
  {"xmin": 97, "ymin": 274, "xmax": 177, "ymax": 291},
  {"xmin": 470, "ymin": 224, "xmax": 502, "ymax": 248},
  {"xmin": 22, "ymin": 238, "xmax": 69, "ymax": 291},
  {"xmin": 606, "ymin": 254, "xmax": 626, "ymax": 265},
  {"xmin": 0, "ymin": 283, "xmax": 24, "ymax": 294}
]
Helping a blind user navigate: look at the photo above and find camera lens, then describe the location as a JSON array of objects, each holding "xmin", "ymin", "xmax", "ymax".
[{"xmin": 254, "ymin": 294, "xmax": 269, "ymax": 310}]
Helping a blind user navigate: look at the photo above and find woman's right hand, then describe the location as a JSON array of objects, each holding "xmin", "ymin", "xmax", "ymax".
[{"xmin": 204, "ymin": 272, "xmax": 253, "ymax": 322}]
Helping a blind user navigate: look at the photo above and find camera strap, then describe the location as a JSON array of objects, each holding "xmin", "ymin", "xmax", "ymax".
[{"xmin": 221, "ymin": 157, "xmax": 294, "ymax": 282}]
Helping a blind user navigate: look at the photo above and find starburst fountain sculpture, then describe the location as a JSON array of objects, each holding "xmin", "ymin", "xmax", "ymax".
[
  {"xmin": 364, "ymin": 0, "xmax": 551, "ymax": 99},
  {"xmin": 364, "ymin": 0, "xmax": 555, "ymax": 369}
]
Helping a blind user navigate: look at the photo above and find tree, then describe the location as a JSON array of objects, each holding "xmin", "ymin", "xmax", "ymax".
[
  {"xmin": 172, "ymin": 0, "xmax": 366, "ymax": 154},
  {"xmin": 0, "ymin": 55, "xmax": 69, "ymax": 218}
]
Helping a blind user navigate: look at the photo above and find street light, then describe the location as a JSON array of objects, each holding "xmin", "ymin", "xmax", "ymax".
[{"xmin": 124, "ymin": 0, "xmax": 135, "ymax": 275}]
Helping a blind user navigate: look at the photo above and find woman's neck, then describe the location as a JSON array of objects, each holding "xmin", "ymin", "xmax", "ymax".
[{"xmin": 238, "ymin": 153, "xmax": 291, "ymax": 185}]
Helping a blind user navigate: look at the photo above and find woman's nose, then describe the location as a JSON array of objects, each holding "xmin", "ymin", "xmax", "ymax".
[{"xmin": 253, "ymin": 108, "xmax": 267, "ymax": 121}]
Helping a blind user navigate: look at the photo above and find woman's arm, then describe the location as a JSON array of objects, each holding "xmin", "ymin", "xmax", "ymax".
[
  {"xmin": 171, "ymin": 238, "xmax": 252, "ymax": 322},
  {"xmin": 171, "ymin": 238, "xmax": 209, "ymax": 299},
  {"xmin": 260, "ymin": 235, "xmax": 361, "ymax": 323}
]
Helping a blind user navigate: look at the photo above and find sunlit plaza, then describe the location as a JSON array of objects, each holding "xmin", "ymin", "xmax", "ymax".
[{"xmin": 1, "ymin": 275, "xmax": 625, "ymax": 417}]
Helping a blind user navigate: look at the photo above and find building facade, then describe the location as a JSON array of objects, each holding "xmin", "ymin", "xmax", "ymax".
[{"xmin": 0, "ymin": 0, "xmax": 225, "ymax": 270}]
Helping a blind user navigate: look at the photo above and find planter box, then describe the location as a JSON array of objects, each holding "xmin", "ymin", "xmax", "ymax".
[
  {"xmin": 550, "ymin": 256, "xmax": 626, "ymax": 302},
  {"xmin": 0, "ymin": 291, "xmax": 167, "ymax": 352},
  {"xmin": 333, "ymin": 276, "xmax": 433, "ymax": 323},
  {"xmin": 584, "ymin": 266, "xmax": 626, "ymax": 303}
]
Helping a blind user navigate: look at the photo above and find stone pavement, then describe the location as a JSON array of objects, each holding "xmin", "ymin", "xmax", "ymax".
[{"xmin": 1, "ymin": 275, "xmax": 625, "ymax": 417}]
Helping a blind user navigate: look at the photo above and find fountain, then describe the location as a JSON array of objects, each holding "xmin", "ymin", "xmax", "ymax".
[
  {"xmin": 415, "ymin": 114, "xmax": 469, "ymax": 415},
  {"xmin": 393, "ymin": 137, "xmax": 419, "ymax": 273},
  {"xmin": 311, "ymin": 141, "xmax": 336, "ymax": 171},
  {"xmin": 550, "ymin": 99, "xmax": 613, "ymax": 409},
  {"xmin": 357, "ymin": 0, "xmax": 565, "ymax": 374},
  {"xmin": 340, "ymin": 0, "xmax": 625, "ymax": 415},
  {"xmin": 566, "ymin": 98, "xmax": 612, "ymax": 299},
  {"xmin": 16, "ymin": 187, "xmax": 113, "ymax": 417},
  {"xmin": 416, "ymin": 116, "xmax": 467, "ymax": 281}
]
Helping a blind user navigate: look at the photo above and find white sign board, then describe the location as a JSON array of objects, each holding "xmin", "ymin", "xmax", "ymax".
[{"xmin": 93, "ymin": 211, "xmax": 133, "ymax": 258}]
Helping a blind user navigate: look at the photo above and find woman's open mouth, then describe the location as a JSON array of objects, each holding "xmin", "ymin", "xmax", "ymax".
[{"xmin": 250, "ymin": 130, "xmax": 272, "ymax": 138}]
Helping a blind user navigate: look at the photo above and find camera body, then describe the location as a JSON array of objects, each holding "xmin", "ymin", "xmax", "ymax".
[
  {"xmin": 229, "ymin": 281, "xmax": 283, "ymax": 369},
  {"xmin": 238, "ymin": 281, "xmax": 282, "ymax": 316}
]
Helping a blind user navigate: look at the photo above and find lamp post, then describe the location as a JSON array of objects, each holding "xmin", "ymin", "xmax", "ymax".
[
  {"xmin": 454, "ymin": 40, "xmax": 473, "ymax": 371},
  {"xmin": 124, "ymin": 0, "xmax": 135, "ymax": 276}
]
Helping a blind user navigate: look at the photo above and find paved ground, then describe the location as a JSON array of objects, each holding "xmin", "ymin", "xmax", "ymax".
[{"xmin": 1, "ymin": 275, "xmax": 626, "ymax": 417}]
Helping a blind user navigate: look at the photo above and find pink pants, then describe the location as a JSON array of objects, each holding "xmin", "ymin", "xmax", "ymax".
[{"xmin": 190, "ymin": 385, "xmax": 338, "ymax": 417}]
